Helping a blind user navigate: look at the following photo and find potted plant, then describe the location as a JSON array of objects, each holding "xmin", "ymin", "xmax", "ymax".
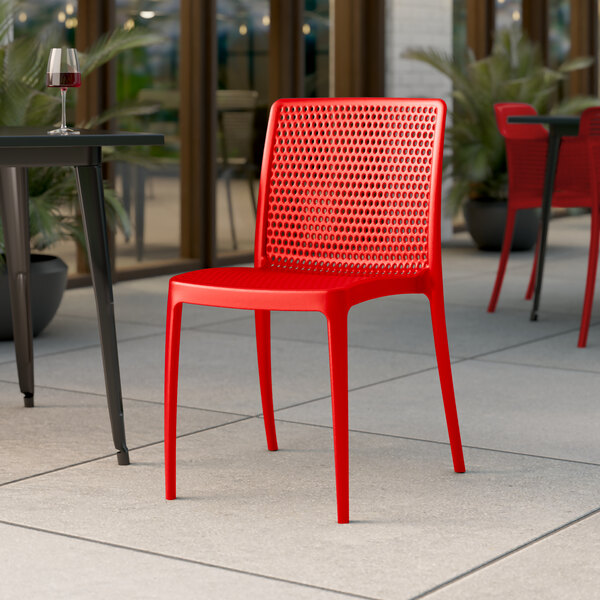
[
  {"xmin": 404, "ymin": 29, "xmax": 599, "ymax": 250},
  {"xmin": 0, "ymin": 8, "xmax": 162, "ymax": 339}
]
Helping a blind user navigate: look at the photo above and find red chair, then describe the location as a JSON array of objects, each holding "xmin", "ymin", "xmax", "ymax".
[
  {"xmin": 488, "ymin": 103, "xmax": 599, "ymax": 347},
  {"xmin": 164, "ymin": 98, "xmax": 465, "ymax": 523}
]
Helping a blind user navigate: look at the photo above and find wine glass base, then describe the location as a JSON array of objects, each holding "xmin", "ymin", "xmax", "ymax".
[{"xmin": 47, "ymin": 127, "xmax": 80, "ymax": 135}]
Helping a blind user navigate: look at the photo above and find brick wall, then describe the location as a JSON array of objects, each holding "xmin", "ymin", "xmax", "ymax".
[
  {"xmin": 385, "ymin": 0, "xmax": 453, "ymax": 102},
  {"xmin": 385, "ymin": 0, "xmax": 454, "ymax": 238}
]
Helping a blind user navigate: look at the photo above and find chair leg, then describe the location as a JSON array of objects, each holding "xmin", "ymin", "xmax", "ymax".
[
  {"xmin": 165, "ymin": 296, "xmax": 183, "ymax": 500},
  {"xmin": 247, "ymin": 169, "xmax": 257, "ymax": 217},
  {"xmin": 326, "ymin": 310, "xmax": 350, "ymax": 524},
  {"xmin": 578, "ymin": 210, "xmax": 600, "ymax": 348},
  {"xmin": 254, "ymin": 310, "xmax": 278, "ymax": 451},
  {"xmin": 525, "ymin": 228, "xmax": 541, "ymax": 300},
  {"xmin": 224, "ymin": 173, "xmax": 238, "ymax": 250},
  {"xmin": 488, "ymin": 207, "xmax": 518, "ymax": 312},
  {"xmin": 429, "ymin": 290, "xmax": 465, "ymax": 474}
]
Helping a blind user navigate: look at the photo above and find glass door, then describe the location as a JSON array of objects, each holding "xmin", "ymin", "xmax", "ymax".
[
  {"xmin": 304, "ymin": 0, "xmax": 329, "ymax": 97},
  {"xmin": 113, "ymin": 0, "xmax": 181, "ymax": 270},
  {"xmin": 215, "ymin": 0, "xmax": 270, "ymax": 260}
]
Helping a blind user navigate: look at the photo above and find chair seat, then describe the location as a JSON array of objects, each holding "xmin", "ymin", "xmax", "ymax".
[{"xmin": 170, "ymin": 267, "xmax": 428, "ymax": 312}]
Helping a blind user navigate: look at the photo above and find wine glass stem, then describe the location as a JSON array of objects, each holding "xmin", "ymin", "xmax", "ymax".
[{"xmin": 60, "ymin": 87, "xmax": 67, "ymax": 130}]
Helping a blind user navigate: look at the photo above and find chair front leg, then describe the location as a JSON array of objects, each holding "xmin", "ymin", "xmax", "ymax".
[
  {"xmin": 165, "ymin": 295, "xmax": 183, "ymax": 500},
  {"xmin": 488, "ymin": 206, "xmax": 518, "ymax": 312},
  {"xmin": 326, "ymin": 309, "xmax": 350, "ymax": 524}
]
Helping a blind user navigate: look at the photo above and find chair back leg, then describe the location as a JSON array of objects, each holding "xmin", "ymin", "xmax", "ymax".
[
  {"xmin": 254, "ymin": 310, "xmax": 278, "ymax": 450},
  {"xmin": 428, "ymin": 290, "xmax": 465, "ymax": 473},
  {"xmin": 326, "ymin": 309, "xmax": 350, "ymax": 524},
  {"xmin": 578, "ymin": 208, "xmax": 600, "ymax": 347},
  {"xmin": 164, "ymin": 296, "xmax": 183, "ymax": 500}
]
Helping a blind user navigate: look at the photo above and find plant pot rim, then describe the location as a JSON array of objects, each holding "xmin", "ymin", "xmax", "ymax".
[{"xmin": 467, "ymin": 196, "xmax": 508, "ymax": 204}]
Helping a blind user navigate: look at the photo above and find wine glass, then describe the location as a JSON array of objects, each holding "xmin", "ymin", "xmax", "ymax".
[{"xmin": 46, "ymin": 48, "xmax": 81, "ymax": 135}]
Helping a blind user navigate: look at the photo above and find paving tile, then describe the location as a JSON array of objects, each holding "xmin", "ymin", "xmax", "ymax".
[
  {"xmin": 441, "ymin": 230, "xmax": 538, "ymax": 280},
  {"xmin": 3, "ymin": 213, "xmax": 598, "ymax": 598},
  {"xmin": 477, "ymin": 269, "xmax": 597, "ymax": 320},
  {"xmin": 1, "ymin": 420, "xmax": 599, "ymax": 600},
  {"xmin": 442, "ymin": 264, "xmax": 595, "ymax": 317},
  {"xmin": 427, "ymin": 511, "xmax": 600, "ymax": 600},
  {"xmin": 482, "ymin": 323, "xmax": 600, "ymax": 368},
  {"xmin": 199, "ymin": 296, "xmax": 581, "ymax": 359},
  {"xmin": 59, "ymin": 276, "xmax": 239, "ymax": 328},
  {"xmin": 0, "ymin": 314, "xmax": 162, "ymax": 365},
  {"xmin": 276, "ymin": 359, "xmax": 600, "ymax": 464},
  {"xmin": 0, "ymin": 381, "xmax": 242, "ymax": 484},
  {"xmin": 0, "ymin": 330, "xmax": 437, "ymax": 415},
  {"xmin": 0, "ymin": 523, "xmax": 347, "ymax": 600},
  {"xmin": 441, "ymin": 215, "xmax": 598, "ymax": 321}
]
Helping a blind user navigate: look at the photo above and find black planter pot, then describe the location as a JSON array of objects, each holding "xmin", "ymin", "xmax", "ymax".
[
  {"xmin": 0, "ymin": 254, "xmax": 68, "ymax": 341},
  {"xmin": 463, "ymin": 198, "xmax": 539, "ymax": 251}
]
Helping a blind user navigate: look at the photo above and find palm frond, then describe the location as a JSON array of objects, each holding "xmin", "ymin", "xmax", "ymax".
[
  {"xmin": 80, "ymin": 28, "xmax": 165, "ymax": 76},
  {"xmin": 558, "ymin": 56, "xmax": 595, "ymax": 73},
  {"xmin": 83, "ymin": 101, "xmax": 161, "ymax": 129}
]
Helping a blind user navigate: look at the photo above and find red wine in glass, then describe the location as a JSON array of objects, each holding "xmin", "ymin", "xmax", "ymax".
[
  {"xmin": 46, "ymin": 48, "xmax": 81, "ymax": 135},
  {"xmin": 46, "ymin": 72, "xmax": 81, "ymax": 88}
]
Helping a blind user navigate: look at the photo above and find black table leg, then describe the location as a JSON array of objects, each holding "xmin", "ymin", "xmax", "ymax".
[
  {"xmin": 0, "ymin": 167, "xmax": 34, "ymax": 407},
  {"xmin": 75, "ymin": 165, "xmax": 130, "ymax": 465},
  {"xmin": 134, "ymin": 165, "xmax": 146, "ymax": 262},
  {"xmin": 530, "ymin": 131, "xmax": 562, "ymax": 321}
]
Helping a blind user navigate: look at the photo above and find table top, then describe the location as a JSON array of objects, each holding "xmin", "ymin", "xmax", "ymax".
[
  {"xmin": 0, "ymin": 127, "xmax": 164, "ymax": 148},
  {"xmin": 507, "ymin": 115, "xmax": 580, "ymax": 127}
]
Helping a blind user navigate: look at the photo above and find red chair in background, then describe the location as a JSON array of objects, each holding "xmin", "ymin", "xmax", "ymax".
[
  {"xmin": 164, "ymin": 98, "xmax": 465, "ymax": 524},
  {"xmin": 488, "ymin": 103, "xmax": 600, "ymax": 347}
]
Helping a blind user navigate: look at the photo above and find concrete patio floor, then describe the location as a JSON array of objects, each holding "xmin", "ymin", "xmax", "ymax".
[{"xmin": 1, "ymin": 214, "xmax": 599, "ymax": 599}]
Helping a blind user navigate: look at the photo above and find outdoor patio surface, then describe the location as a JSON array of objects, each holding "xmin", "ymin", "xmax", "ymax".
[{"xmin": 1, "ymin": 213, "xmax": 599, "ymax": 599}]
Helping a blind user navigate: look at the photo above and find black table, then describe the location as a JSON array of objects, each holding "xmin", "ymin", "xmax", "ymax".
[
  {"xmin": 0, "ymin": 128, "xmax": 164, "ymax": 465},
  {"xmin": 507, "ymin": 115, "xmax": 580, "ymax": 321}
]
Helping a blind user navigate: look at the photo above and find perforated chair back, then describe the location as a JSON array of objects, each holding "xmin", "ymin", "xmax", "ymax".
[
  {"xmin": 557, "ymin": 107, "xmax": 600, "ymax": 202},
  {"xmin": 494, "ymin": 103, "xmax": 548, "ymax": 200},
  {"xmin": 255, "ymin": 98, "xmax": 446, "ymax": 278},
  {"xmin": 494, "ymin": 103, "xmax": 547, "ymax": 139},
  {"xmin": 579, "ymin": 107, "xmax": 600, "ymax": 137},
  {"xmin": 577, "ymin": 107, "xmax": 600, "ymax": 185}
]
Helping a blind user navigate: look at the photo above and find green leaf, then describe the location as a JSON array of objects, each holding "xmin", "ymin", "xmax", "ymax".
[
  {"xmin": 558, "ymin": 56, "xmax": 595, "ymax": 73},
  {"xmin": 83, "ymin": 101, "xmax": 161, "ymax": 129},
  {"xmin": 80, "ymin": 28, "xmax": 166, "ymax": 77}
]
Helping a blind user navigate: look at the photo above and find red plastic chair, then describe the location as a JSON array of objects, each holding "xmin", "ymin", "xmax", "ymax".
[
  {"xmin": 164, "ymin": 98, "xmax": 465, "ymax": 523},
  {"xmin": 488, "ymin": 103, "xmax": 599, "ymax": 347}
]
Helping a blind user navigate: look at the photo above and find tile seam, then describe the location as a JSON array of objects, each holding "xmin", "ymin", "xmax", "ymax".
[
  {"xmin": 0, "ymin": 417, "xmax": 253, "ymax": 488},
  {"xmin": 0, "ymin": 520, "xmax": 379, "ymax": 600},
  {"xmin": 272, "ymin": 418, "xmax": 600, "ymax": 468},
  {"xmin": 409, "ymin": 505, "xmax": 600, "ymax": 599}
]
